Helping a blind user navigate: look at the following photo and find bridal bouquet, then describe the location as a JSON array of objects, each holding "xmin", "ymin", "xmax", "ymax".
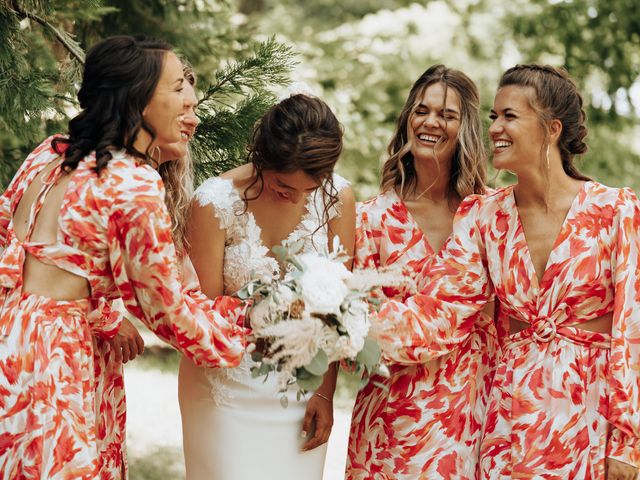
[{"xmin": 237, "ymin": 238, "xmax": 397, "ymax": 405}]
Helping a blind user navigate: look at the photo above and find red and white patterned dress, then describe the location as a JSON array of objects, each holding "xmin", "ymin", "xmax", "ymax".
[
  {"xmin": 0, "ymin": 136, "xmax": 247, "ymax": 479},
  {"xmin": 346, "ymin": 189, "xmax": 499, "ymax": 479},
  {"xmin": 375, "ymin": 182, "xmax": 640, "ymax": 478}
]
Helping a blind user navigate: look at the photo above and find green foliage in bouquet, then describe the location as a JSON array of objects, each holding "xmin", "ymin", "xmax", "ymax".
[{"xmin": 237, "ymin": 238, "xmax": 388, "ymax": 406}]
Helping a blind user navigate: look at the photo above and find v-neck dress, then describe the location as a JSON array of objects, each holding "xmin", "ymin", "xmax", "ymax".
[
  {"xmin": 345, "ymin": 189, "xmax": 499, "ymax": 479},
  {"xmin": 178, "ymin": 174, "xmax": 350, "ymax": 480},
  {"xmin": 374, "ymin": 183, "xmax": 640, "ymax": 478}
]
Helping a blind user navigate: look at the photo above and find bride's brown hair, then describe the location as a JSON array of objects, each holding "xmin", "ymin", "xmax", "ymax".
[{"xmin": 243, "ymin": 94, "xmax": 344, "ymax": 229}]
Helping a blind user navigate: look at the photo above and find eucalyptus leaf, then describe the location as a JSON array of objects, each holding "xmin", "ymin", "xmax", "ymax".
[
  {"xmin": 289, "ymin": 258, "xmax": 304, "ymax": 271},
  {"xmin": 355, "ymin": 336, "xmax": 381, "ymax": 368},
  {"xmin": 280, "ymin": 395, "xmax": 289, "ymax": 408},
  {"xmin": 305, "ymin": 349, "xmax": 329, "ymax": 376},
  {"xmin": 297, "ymin": 374, "xmax": 323, "ymax": 392}
]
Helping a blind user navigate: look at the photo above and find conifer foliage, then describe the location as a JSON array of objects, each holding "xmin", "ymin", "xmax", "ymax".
[{"xmin": 0, "ymin": 0, "xmax": 296, "ymax": 187}]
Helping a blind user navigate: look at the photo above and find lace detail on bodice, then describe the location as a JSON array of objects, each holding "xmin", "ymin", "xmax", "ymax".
[{"xmin": 193, "ymin": 173, "xmax": 350, "ymax": 403}]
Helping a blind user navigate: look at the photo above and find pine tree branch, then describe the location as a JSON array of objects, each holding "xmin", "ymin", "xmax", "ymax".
[
  {"xmin": 9, "ymin": 0, "xmax": 85, "ymax": 63},
  {"xmin": 199, "ymin": 37, "xmax": 296, "ymax": 105}
]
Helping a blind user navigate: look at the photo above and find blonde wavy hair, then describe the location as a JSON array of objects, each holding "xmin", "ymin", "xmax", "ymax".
[
  {"xmin": 157, "ymin": 65, "xmax": 196, "ymax": 255},
  {"xmin": 380, "ymin": 64, "xmax": 487, "ymax": 201}
]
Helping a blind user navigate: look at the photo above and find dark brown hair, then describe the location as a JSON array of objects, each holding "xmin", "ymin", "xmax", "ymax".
[
  {"xmin": 499, "ymin": 64, "xmax": 590, "ymax": 181},
  {"xmin": 244, "ymin": 94, "xmax": 343, "ymax": 225},
  {"xmin": 53, "ymin": 35, "xmax": 173, "ymax": 174},
  {"xmin": 381, "ymin": 64, "xmax": 487, "ymax": 200}
]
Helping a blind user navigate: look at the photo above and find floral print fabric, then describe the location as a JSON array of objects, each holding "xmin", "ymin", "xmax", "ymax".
[
  {"xmin": 346, "ymin": 189, "xmax": 498, "ymax": 479},
  {"xmin": 374, "ymin": 182, "xmax": 640, "ymax": 478},
  {"xmin": 0, "ymin": 136, "xmax": 247, "ymax": 479}
]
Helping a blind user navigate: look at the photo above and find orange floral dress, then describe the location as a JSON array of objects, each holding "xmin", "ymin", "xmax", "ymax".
[
  {"xmin": 346, "ymin": 189, "xmax": 499, "ymax": 479},
  {"xmin": 374, "ymin": 182, "xmax": 640, "ymax": 478},
  {"xmin": 0, "ymin": 136, "xmax": 247, "ymax": 479}
]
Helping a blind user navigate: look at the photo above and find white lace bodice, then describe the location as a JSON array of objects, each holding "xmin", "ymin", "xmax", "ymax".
[
  {"xmin": 193, "ymin": 173, "xmax": 350, "ymax": 404},
  {"xmin": 194, "ymin": 173, "xmax": 351, "ymax": 295}
]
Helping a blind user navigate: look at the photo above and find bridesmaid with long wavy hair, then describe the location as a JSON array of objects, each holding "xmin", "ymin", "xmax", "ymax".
[
  {"xmin": 0, "ymin": 36, "xmax": 246, "ymax": 479},
  {"xmin": 92, "ymin": 63, "xmax": 202, "ymax": 479},
  {"xmin": 374, "ymin": 64, "xmax": 640, "ymax": 479},
  {"xmin": 346, "ymin": 64, "xmax": 498, "ymax": 479}
]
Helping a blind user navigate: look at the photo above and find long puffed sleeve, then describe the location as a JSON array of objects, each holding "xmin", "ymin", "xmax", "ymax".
[
  {"xmin": 354, "ymin": 202, "xmax": 381, "ymax": 270},
  {"xmin": 106, "ymin": 166, "xmax": 247, "ymax": 368},
  {"xmin": 606, "ymin": 187, "xmax": 640, "ymax": 468},
  {"xmin": 372, "ymin": 194, "xmax": 493, "ymax": 364}
]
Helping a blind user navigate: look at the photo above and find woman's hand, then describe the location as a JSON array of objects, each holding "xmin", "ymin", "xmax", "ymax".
[
  {"xmin": 108, "ymin": 317, "xmax": 144, "ymax": 363},
  {"xmin": 607, "ymin": 458, "xmax": 639, "ymax": 480},
  {"xmin": 301, "ymin": 393, "xmax": 334, "ymax": 451}
]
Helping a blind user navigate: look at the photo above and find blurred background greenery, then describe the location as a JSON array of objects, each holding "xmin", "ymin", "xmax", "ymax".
[
  {"xmin": 1, "ymin": 0, "xmax": 639, "ymax": 197},
  {"xmin": 1, "ymin": 1, "xmax": 638, "ymax": 477}
]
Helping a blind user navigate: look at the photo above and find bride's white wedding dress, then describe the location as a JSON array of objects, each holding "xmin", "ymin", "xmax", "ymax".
[{"xmin": 178, "ymin": 174, "xmax": 350, "ymax": 480}]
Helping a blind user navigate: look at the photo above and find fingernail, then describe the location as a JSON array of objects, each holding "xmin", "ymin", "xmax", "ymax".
[{"xmin": 301, "ymin": 431, "xmax": 307, "ymax": 438}]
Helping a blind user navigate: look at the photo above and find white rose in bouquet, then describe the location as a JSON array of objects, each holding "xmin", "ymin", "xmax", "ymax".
[
  {"xmin": 340, "ymin": 300, "xmax": 370, "ymax": 355},
  {"xmin": 238, "ymin": 238, "xmax": 395, "ymax": 405},
  {"xmin": 297, "ymin": 253, "xmax": 351, "ymax": 315}
]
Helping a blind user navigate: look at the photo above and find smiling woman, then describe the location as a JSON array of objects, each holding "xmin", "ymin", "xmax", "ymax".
[
  {"xmin": 370, "ymin": 64, "xmax": 640, "ymax": 480},
  {"xmin": 179, "ymin": 92, "xmax": 356, "ymax": 480},
  {"xmin": 0, "ymin": 36, "xmax": 248, "ymax": 480},
  {"xmin": 346, "ymin": 64, "xmax": 497, "ymax": 480}
]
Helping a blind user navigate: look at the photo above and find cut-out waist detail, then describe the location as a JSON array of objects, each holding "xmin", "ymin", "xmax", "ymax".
[
  {"xmin": 22, "ymin": 254, "xmax": 90, "ymax": 300},
  {"xmin": 505, "ymin": 313, "xmax": 612, "ymax": 349},
  {"xmin": 509, "ymin": 313, "xmax": 613, "ymax": 336},
  {"xmin": 0, "ymin": 236, "xmax": 92, "ymax": 301}
]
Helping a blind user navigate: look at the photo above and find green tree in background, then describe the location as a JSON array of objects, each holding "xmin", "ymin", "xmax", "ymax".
[
  {"xmin": 0, "ymin": 0, "xmax": 296, "ymax": 187},
  {"xmin": 1, "ymin": 0, "xmax": 638, "ymax": 195},
  {"xmin": 248, "ymin": 0, "xmax": 640, "ymax": 197}
]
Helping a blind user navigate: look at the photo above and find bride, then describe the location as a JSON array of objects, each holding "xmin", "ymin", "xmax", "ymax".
[{"xmin": 178, "ymin": 93, "xmax": 356, "ymax": 479}]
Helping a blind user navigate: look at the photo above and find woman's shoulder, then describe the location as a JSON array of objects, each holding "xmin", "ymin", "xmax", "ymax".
[
  {"xmin": 584, "ymin": 181, "xmax": 640, "ymax": 217},
  {"xmin": 93, "ymin": 153, "xmax": 166, "ymax": 219},
  {"xmin": 356, "ymin": 189, "xmax": 400, "ymax": 221},
  {"xmin": 330, "ymin": 172, "xmax": 351, "ymax": 193},
  {"xmin": 192, "ymin": 175, "xmax": 242, "ymax": 232},
  {"xmin": 194, "ymin": 176, "xmax": 236, "ymax": 207},
  {"xmin": 17, "ymin": 135, "xmax": 65, "ymax": 179}
]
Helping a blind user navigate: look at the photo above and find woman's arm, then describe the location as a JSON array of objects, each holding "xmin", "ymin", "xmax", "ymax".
[
  {"xmin": 372, "ymin": 194, "xmax": 493, "ymax": 364},
  {"xmin": 606, "ymin": 187, "xmax": 640, "ymax": 474},
  {"xmin": 107, "ymin": 169, "xmax": 246, "ymax": 368}
]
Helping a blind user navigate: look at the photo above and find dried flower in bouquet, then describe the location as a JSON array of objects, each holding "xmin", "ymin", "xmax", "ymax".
[{"xmin": 238, "ymin": 237, "xmax": 404, "ymax": 406}]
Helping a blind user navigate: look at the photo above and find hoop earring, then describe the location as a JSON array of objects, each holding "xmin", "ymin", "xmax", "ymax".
[{"xmin": 150, "ymin": 145, "xmax": 161, "ymax": 166}]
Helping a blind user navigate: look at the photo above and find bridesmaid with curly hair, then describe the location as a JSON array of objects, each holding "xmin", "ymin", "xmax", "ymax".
[{"xmin": 347, "ymin": 65, "xmax": 498, "ymax": 479}]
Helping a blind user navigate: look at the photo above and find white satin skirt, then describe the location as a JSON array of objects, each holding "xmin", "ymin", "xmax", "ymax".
[{"xmin": 178, "ymin": 355, "xmax": 328, "ymax": 480}]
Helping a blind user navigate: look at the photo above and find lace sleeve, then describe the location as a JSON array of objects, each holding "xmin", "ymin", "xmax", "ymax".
[{"xmin": 193, "ymin": 177, "xmax": 238, "ymax": 232}]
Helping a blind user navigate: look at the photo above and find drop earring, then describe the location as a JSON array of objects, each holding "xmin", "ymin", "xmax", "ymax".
[{"xmin": 546, "ymin": 145, "xmax": 550, "ymax": 170}]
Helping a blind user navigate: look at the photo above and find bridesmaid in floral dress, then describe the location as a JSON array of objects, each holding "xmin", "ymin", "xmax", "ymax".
[
  {"xmin": 0, "ymin": 36, "xmax": 247, "ymax": 479},
  {"xmin": 92, "ymin": 64, "xmax": 203, "ymax": 479},
  {"xmin": 374, "ymin": 65, "xmax": 640, "ymax": 479},
  {"xmin": 346, "ymin": 65, "xmax": 498, "ymax": 479}
]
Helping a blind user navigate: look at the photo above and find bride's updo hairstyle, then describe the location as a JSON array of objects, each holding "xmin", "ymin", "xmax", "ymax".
[
  {"xmin": 498, "ymin": 64, "xmax": 591, "ymax": 181},
  {"xmin": 244, "ymin": 94, "xmax": 344, "ymax": 219}
]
